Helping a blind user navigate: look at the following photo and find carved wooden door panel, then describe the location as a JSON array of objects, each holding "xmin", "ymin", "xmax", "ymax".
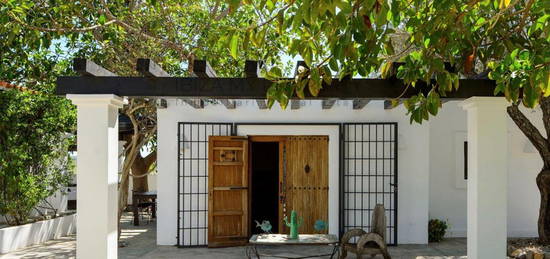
[
  {"xmin": 208, "ymin": 136, "xmax": 249, "ymax": 247},
  {"xmin": 283, "ymin": 136, "xmax": 329, "ymax": 234}
]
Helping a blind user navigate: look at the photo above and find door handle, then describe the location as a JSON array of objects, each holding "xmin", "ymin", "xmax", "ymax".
[
  {"xmin": 229, "ymin": 186, "xmax": 248, "ymax": 190},
  {"xmin": 213, "ymin": 186, "xmax": 248, "ymax": 190}
]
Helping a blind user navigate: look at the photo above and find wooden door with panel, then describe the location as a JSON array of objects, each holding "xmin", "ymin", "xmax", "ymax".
[
  {"xmin": 283, "ymin": 136, "xmax": 329, "ymax": 235},
  {"xmin": 208, "ymin": 136, "xmax": 249, "ymax": 247}
]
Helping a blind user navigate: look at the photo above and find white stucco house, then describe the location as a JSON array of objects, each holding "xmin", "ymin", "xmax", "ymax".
[{"xmin": 58, "ymin": 59, "xmax": 543, "ymax": 259}]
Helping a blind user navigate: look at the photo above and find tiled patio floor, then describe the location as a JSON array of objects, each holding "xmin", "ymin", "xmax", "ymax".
[{"xmin": 0, "ymin": 214, "xmax": 467, "ymax": 259}]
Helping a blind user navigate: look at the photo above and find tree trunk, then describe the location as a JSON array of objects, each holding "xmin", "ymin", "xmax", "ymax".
[
  {"xmin": 538, "ymin": 170, "xmax": 550, "ymax": 243},
  {"xmin": 507, "ymin": 99, "xmax": 550, "ymax": 244},
  {"xmin": 131, "ymin": 150, "xmax": 156, "ymax": 193},
  {"xmin": 131, "ymin": 155, "xmax": 149, "ymax": 193}
]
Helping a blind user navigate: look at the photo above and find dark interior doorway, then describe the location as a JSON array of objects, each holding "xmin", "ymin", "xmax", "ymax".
[{"xmin": 250, "ymin": 141, "xmax": 279, "ymax": 235}]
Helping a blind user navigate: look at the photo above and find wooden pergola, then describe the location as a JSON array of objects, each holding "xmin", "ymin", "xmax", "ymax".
[
  {"xmin": 58, "ymin": 58, "xmax": 509, "ymax": 259},
  {"xmin": 56, "ymin": 58, "xmax": 497, "ymax": 109}
]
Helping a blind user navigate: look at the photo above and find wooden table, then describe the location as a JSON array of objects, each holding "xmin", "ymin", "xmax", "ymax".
[
  {"xmin": 246, "ymin": 234, "xmax": 339, "ymax": 259},
  {"xmin": 132, "ymin": 191, "xmax": 157, "ymax": 226}
]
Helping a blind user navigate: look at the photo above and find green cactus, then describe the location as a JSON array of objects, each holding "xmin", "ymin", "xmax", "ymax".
[{"xmin": 283, "ymin": 210, "xmax": 303, "ymax": 239}]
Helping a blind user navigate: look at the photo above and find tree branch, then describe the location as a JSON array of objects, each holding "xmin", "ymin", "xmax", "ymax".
[
  {"xmin": 540, "ymin": 97, "xmax": 550, "ymax": 140},
  {"xmin": 515, "ymin": 0, "xmax": 536, "ymax": 33},
  {"xmin": 7, "ymin": 12, "xmax": 116, "ymax": 33},
  {"xmin": 246, "ymin": 0, "xmax": 295, "ymax": 30},
  {"xmin": 144, "ymin": 150, "xmax": 157, "ymax": 169},
  {"xmin": 507, "ymin": 104, "xmax": 550, "ymax": 168},
  {"xmin": 99, "ymin": 0, "xmax": 190, "ymax": 59}
]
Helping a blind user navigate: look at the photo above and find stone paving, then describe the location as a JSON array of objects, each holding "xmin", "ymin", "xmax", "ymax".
[{"xmin": 0, "ymin": 214, "xmax": 467, "ymax": 259}]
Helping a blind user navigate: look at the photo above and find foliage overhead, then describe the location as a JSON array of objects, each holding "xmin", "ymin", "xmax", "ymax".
[
  {"xmin": 219, "ymin": 0, "xmax": 549, "ymax": 123},
  {"xmin": 1, "ymin": 0, "xmax": 289, "ymax": 224},
  {"xmin": 1, "ymin": 0, "xmax": 286, "ymax": 78}
]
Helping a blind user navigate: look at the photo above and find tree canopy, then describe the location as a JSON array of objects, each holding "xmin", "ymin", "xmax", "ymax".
[
  {"xmin": 1, "ymin": 0, "xmax": 288, "ymax": 227},
  {"xmin": 219, "ymin": 0, "xmax": 549, "ymax": 122}
]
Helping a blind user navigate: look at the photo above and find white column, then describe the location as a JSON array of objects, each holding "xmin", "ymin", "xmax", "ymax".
[
  {"xmin": 68, "ymin": 94, "xmax": 124, "ymax": 259},
  {"xmin": 461, "ymin": 97, "xmax": 508, "ymax": 259}
]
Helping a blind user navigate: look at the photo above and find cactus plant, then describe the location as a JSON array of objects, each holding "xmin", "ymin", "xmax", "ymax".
[{"xmin": 283, "ymin": 210, "xmax": 303, "ymax": 239}]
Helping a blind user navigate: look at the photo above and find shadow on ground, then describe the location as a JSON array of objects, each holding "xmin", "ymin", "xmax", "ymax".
[{"xmin": 0, "ymin": 213, "xmax": 466, "ymax": 259}]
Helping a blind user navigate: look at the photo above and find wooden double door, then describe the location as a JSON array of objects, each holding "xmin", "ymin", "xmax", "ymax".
[{"xmin": 208, "ymin": 135, "xmax": 329, "ymax": 247}]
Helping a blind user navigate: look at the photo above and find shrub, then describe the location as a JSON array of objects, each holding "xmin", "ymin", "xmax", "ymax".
[
  {"xmin": 428, "ymin": 219, "xmax": 448, "ymax": 242},
  {"xmin": 0, "ymin": 89, "xmax": 75, "ymax": 225}
]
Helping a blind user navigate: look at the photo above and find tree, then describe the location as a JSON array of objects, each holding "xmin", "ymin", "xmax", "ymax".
[
  {"xmin": 220, "ymin": 0, "xmax": 550, "ymax": 242},
  {"xmin": 1, "ymin": 0, "xmax": 285, "ymax": 234},
  {"xmin": 0, "ymin": 37, "xmax": 76, "ymax": 225},
  {"xmin": 0, "ymin": 83, "xmax": 75, "ymax": 225}
]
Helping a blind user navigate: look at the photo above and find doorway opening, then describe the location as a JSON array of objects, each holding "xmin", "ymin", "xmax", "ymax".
[{"xmin": 250, "ymin": 141, "xmax": 280, "ymax": 235}]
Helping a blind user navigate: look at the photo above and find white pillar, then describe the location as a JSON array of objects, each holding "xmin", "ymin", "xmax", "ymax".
[
  {"xmin": 68, "ymin": 94, "xmax": 124, "ymax": 259},
  {"xmin": 461, "ymin": 97, "xmax": 508, "ymax": 259}
]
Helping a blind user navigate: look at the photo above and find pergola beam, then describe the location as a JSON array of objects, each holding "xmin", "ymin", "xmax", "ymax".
[
  {"xmin": 57, "ymin": 77, "xmax": 497, "ymax": 100},
  {"xmin": 155, "ymin": 99, "xmax": 167, "ymax": 109},
  {"xmin": 219, "ymin": 99, "xmax": 235, "ymax": 109},
  {"xmin": 291, "ymin": 100, "xmax": 300, "ymax": 110},
  {"xmin": 192, "ymin": 60, "xmax": 217, "ymax": 78},
  {"xmin": 244, "ymin": 60, "xmax": 262, "ymax": 78},
  {"xmin": 136, "ymin": 58, "xmax": 170, "ymax": 77},
  {"xmin": 136, "ymin": 59, "xmax": 169, "ymax": 109},
  {"xmin": 181, "ymin": 99, "xmax": 204, "ymax": 109},
  {"xmin": 384, "ymin": 100, "xmax": 401, "ymax": 110},
  {"xmin": 353, "ymin": 100, "xmax": 370, "ymax": 110},
  {"xmin": 244, "ymin": 60, "xmax": 267, "ymax": 109},
  {"xmin": 256, "ymin": 99, "xmax": 268, "ymax": 109},
  {"xmin": 322, "ymin": 99, "xmax": 336, "ymax": 109},
  {"xmin": 73, "ymin": 59, "xmax": 117, "ymax": 77},
  {"xmin": 190, "ymin": 60, "xmax": 235, "ymax": 109}
]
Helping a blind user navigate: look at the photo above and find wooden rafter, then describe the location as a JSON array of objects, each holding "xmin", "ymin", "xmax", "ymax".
[
  {"xmin": 137, "ymin": 58, "xmax": 170, "ymax": 77},
  {"xmin": 192, "ymin": 60, "xmax": 217, "ymax": 78},
  {"xmin": 244, "ymin": 60, "xmax": 262, "ymax": 78},
  {"xmin": 190, "ymin": 60, "xmax": 234, "ymax": 109},
  {"xmin": 73, "ymin": 58, "xmax": 117, "ymax": 77},
  {"xmin": 155, "ymin": 99, "xmax": 167, "ymax": 109},
  {"xmin": 384, "ymin": 100, "xmax": 401, "ymax": 110},
  {"xmin": 353, "ymin": 100, "xmax": 370, "ymax": 110},
  {"xmin": 244, "ymin": 60, "xmax": 268, "ymax": 109},
  {"xmin": 181, "ymin": 99, "xmax": 204, "ymax": 109},
  {"xmin": 291, "ymin": 100, "xmax": 300, "ymax": 110},
  {"xmin": 322, "ymin": 99, "xmax": 336, "ymax": 109},
  {"xmin": 256, "ymin": 99, "xmax": 268, "ymax": 109},
  {"xmin": 136, "ymin": 58, "xmax": 169, "ymax": 109}
]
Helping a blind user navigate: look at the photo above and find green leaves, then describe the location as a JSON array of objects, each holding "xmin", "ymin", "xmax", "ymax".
[
  {"xmin": 266, "ymin": 82, "xmax": 293, "ymax": 109},
  {"xmin": 308, "ymin": 67, "xmax": 322, "ymax": 96},
  {"xmin": 498, "ymin": 0, "xmax": 511, "ymax": 9},
  {"xmin": 98, "ymin": 14, "xmax": 106, "ymax": 25},
  {"xmin": 229, "ymin": 0, "xmax": 241, "ymax": 13},
  {"xmin": 403, "ymin": 91, "xmax": 441, "ymax": 124},
  {"xmin": 0, "ymin": 88, "xmax": 75, "ymax": 225},
  {"xmin": 380, "ymin": 62, "xmax": 393, "ymax": 79},
  {"xmin": 488, "ymin": 48, "xmax": 548, "ymax": 108},
  {"xmin": 229, "ymin": 33, "xmax": 239, "ymax": 59}
]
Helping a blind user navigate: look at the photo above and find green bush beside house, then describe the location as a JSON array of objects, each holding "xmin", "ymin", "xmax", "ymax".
[
  {"xmin": 0, "ymin": 88, "xmax": 75, "ymax": 226},
  {"xmin": 429, "ymin": 219, "xmax": 449, "ymax": 243}
]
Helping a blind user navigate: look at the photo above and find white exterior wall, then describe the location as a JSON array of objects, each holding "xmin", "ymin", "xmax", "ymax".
[
  {"xmin": 157, "ymin": 99, "xmax": 430, "ymax": 245},
  {"xmin": 429, "ymin": 101, "xmax": 541, "ymax": 238},
  {"xmin": 158, "ymin": 99, "xmax": 543, "ymax": 246}
]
